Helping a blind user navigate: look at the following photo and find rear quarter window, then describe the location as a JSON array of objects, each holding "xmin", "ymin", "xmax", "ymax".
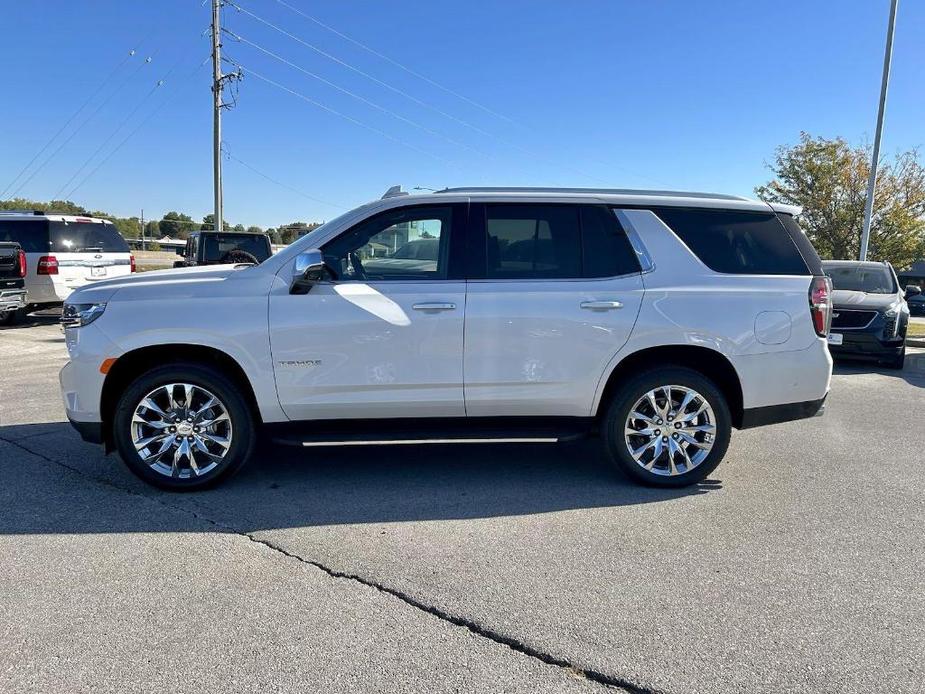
[
  {"xmin": 651, "ymin": 207, "xmax": 809, "ymax": 275},
  {"xmin": 0, "ymin": 220, "xmax": 50, "ymax": 253}
]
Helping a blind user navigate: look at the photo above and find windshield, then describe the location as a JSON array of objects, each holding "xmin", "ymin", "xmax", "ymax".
[
  {"xmin": 202, "ymin": 234, "xmax": 270, "ymax": 262},
  {"xmin": 50, "ymin": 221, "xmax": 128, "ymax": 253},
  {"xmin": 824, "ymin": 264, "xmax": 896, "ymax": 294}
]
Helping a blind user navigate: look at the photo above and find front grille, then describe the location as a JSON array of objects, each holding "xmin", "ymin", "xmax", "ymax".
[{"xmin": 831, "ymin": 309, "xmax": 876, "ymax": 329}]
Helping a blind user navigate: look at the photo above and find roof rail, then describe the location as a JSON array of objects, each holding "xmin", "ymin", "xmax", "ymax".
[
  {"xmin": 434, "ymin": 186, "xmax": 750, "ymax": 201},
  {"xmin": 381, "ymin": 185, "xmax": 408, "ymax": 199}
]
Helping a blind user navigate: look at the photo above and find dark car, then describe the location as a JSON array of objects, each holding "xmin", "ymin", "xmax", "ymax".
[
  {"xmin": 905, "ymin": 285, "xmax": 924, "ymax": 316},
  {"xmin": 175, "ymin": 231, "xmax": 272, "ymax": 268},
  {"xmin": 823, "ymin": 260, "xmax": 909, "ymax": 369},
  {"xmin": 0, "ymin": 241, "xmax": 27, "ymax": 326}
]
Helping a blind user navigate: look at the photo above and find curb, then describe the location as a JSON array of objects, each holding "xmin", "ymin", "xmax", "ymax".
[{"xmin": 907, "ymin": 339, "xmax": 925, "ymax": 348}]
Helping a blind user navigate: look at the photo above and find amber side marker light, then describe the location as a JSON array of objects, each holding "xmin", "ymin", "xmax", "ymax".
[{"xmin": 99, "ymin": 358, "xmax": 118, "ymax": 375}]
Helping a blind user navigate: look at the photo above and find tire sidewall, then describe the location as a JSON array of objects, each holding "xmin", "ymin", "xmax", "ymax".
[
  {"xmin": 603, "ymin": 367, "xmax": 731, "ymax": 487},
  {"xmin": 112, "ymin": 363, "xmax": 255, "ymax": 490}
]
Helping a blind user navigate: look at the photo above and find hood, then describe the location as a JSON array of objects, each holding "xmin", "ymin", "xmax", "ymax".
[
  {"xmin": 831, "ymin": 289, "xmax": 900, "ymax": 310},
  {"xmin": 66, "ymin": 264, "xmax": 247, "ymax": 304}
]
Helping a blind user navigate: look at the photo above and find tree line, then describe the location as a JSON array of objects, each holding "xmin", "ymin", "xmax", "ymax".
[
  {"xmin": 2, "ymin": 132, "xmax": 923, "ymax": 264},
  {"xmin": 0, "ymin": 198, "xmax": 322, "ymax": 245}
]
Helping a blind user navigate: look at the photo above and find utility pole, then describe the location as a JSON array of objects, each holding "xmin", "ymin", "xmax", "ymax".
[
  {"xmin": 140, "ymin": 208, "xmax": 145, "ymax": 251},
  {"xmin": 860, "ymin": 0, "xmax": 899, "ymax": 261},
  {"xmin": 211, "ymin": 0, "xmax": 224, "ymax": 235}
]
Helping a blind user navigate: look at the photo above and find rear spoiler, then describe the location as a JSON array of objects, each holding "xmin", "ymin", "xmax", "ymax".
[{"xmin": 768, "ymin": 202, "xmax": 802, "ymax": 216}]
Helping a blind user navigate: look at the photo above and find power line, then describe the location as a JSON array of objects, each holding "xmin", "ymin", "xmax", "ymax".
[
  {"xmin": 65, "ymin": 59, "xmax": 210, "ymax": 198},
  {"xmin": 9, "ymin": 52, "xmax": 159, "ymax": 200},
  {"xmin": 271, "ymin": 0, "xmax": 516, "ymax": 125},
  {"xmin": 235, "ymin": 62, "xmax": 458, "ymax": 165},
  {"xmin": 0, "ymin": 45, "xmax": 145, "ymax": 200},
  {"xmin": 224, "ymin": 28, "xmax": 492, "ymax": 159},
  {"xmin": 224, "ymin": 0, "xmax": 492, "ymax": 137},
  {"xmin": 222, "ymin": 145, "xmax": 346, "ymax": 209}
]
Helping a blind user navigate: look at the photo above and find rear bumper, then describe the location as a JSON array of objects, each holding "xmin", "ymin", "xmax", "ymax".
[
  {"xmin": 739, "ymin": 395, "xmax": 827, "ymax": 429},
  {"xmin": 67, "ymin": 417, "xmax": 104, "ymax": 444},
  {"xmin": 0, "ymin": 289, "xmax": 27, "ymax": 312}
]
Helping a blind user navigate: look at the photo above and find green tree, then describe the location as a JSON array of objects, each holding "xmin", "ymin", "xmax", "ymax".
[
  {"xmin": 267, "ymin": 228, "xmax": 282, "ymax": 244},
  {"xmin": 277, "ymin": 221, "xmax": 320, "ymax": 244},
  {"xmin": 159, "ymin": 211, "xmax": 196, "ymax": 239},
  {"xmin": 201, "ymin": 214, "xmax": 231, "ymax": 231},
  {"xmin": 756, "ymin": 132, "xmax": 925, "ymax": 267},
  {"xmin": 232, "ymin": 223, "xmax": 245, "ymax": 232},
  {"xmin": 144, "ymin": 220, "xmax": 160, "ymax": 238},
  {"xmin": 246, "ymin": 225, "xmax": 263, "ymax": 234}
]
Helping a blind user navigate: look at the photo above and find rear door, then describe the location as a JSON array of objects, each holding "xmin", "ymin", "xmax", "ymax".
[
  {"xmin": 463, "ymin": 203, "xmax": 644, "ymax": 416},
  {"xmin": 50, "ymin": 220, "xmax": 131, "ymax": 292}
]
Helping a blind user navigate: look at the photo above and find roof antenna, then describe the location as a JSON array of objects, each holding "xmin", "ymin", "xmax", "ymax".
[{"xmin": 381, "ymin": 185, "xmax": 408, "ymax": 199}]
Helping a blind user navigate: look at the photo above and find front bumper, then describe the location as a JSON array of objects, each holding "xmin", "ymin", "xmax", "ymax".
[
  {"xmin": 0, "ymin": 289, "xmax": 26, "ymax": 313},
  {"xmin": 828, "ymin": 308, "xmax": 906, "ymax": 359},
  {"xmin": 68, "ymin": 417, "xmax": 104, "ymax": 444}
]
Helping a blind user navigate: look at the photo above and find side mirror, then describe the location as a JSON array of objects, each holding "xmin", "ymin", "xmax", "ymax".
[
  {"xmin": 905, "ymin": 285, "xmax": 921, "ymax": 298},
  {"xmin": 290, "ymin": 249, "xmax": 337, "ymax": 294}
]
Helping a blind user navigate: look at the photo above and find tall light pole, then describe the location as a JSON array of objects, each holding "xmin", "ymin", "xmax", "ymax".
[
  {"xmin": 211, "ymin": 0, "xmax": 224, "ymax": 235},
  {"xmin": 859, "ymin": 0, "xmax": 899, "ymax": 261}
]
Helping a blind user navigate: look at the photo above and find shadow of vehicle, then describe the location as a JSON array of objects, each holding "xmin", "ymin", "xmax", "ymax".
[
  {"xmin": 832, "ymin": 349, "xmax": 925, "ymax": 389},
  {"xmin": 0, "ymin": 309, "xmax": 60, "ymax": 331},
  {"xmin": 0, "ymin": 422, "xmax": 720, "ymax": 536}
]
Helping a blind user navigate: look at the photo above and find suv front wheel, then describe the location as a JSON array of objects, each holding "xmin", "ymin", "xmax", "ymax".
[
  {"xmin": 112, "ymin": 363, "xmax": 256, "ymax": 490},
  {"xmin": 602, "ymin": 367, "xmax": 731, "ymax": 487}
]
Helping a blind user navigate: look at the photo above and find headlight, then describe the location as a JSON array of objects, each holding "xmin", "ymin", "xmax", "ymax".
[
  {"xmin": 884, "ymin": 307, "xmax": 899, "ymax": 318},
  {"xmin": 61, "ymin": 302, "xmax": 107, "ymax": 328}
]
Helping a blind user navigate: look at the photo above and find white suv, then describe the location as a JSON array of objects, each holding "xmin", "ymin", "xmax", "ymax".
[
  {"xmin": 0, "ymin": 211, "xmax": 134, "ymax": 322},
  {"xmin": 59, "ymin": 188, "xmax": 833, "ymax": 490}
]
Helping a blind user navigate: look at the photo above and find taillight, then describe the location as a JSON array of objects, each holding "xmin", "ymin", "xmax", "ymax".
[
  {"xmin": 809, "ymin": 275, "xmax": 832, "ymax": 337},
  {"xmin": 130, "ymin": 254, "xmax": 136, "ymax": 273},
  {"xmin": 37, "ymin": 255, "xmax": 59, "ymax": 275},
  {"xmin": 16, "ymin": 249, "xmax": 26, "ymax": 278}
]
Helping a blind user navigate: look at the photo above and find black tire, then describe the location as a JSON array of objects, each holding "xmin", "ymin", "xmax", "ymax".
[
  {"xmin": 220, "ymin": 249, "xmax": 259, "ymax": 265},
  {"xmin": 601, "ymin": 366, "xmax": 731, "ymax": 487},
  {"xmin": 0, "ymin": 309, "xmax": 19, "ymax": 326},
  {"xmin": 112, "ymin": 363, "xmax": 256, "ymax": 490},
  {"xmin": 883, "ymin": 346, "xmax": 905, "ymax": 370}
]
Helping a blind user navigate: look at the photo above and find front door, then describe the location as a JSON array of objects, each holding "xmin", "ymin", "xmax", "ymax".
[
  {"xmin": 464, "ymin": 203, "xmax": 644, "ymax": 417},
  {"xmin": 269, "ymin": 204, "xmax": 467, "ymax": 421}
]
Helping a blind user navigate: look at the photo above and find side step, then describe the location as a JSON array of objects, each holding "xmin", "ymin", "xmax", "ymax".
[{"xmin": 267, "ymin": 417, "xmax": 595, "ymax": 448}]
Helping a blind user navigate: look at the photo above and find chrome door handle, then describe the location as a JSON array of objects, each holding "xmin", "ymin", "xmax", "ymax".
[
  {"xmin": 412, "ymin": 302, "xmax": 456, "ymax": 311},
  {"xmin": 580, "ymin": 300, "xmax": 623, "ymax": 310}
]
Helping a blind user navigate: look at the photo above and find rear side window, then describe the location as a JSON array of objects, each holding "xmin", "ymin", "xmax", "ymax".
[
  {"xmin": 581, "ymin": 206, "xmax": 640, "ymax": 277},
  {"xmin": 485, "ymin": 204, "xmax": 581, "ymax": 279},
  {"xmin": 50, "ymin": 222, "xmax": 129, "ymax": 253},
  {"xmin": 652, "ymin": 208, "xmax": 809, "ymax": 275},
  {"xmin": 202, "ymin": 234, "xmax": 270, "ymax": 262},
  {"xmin": 0, "ymin": 220, "xmax": 50, "ymax": 253},
  {"xmin": 480, "ymin": 204, "xmax": 640, "ymax": 280}
]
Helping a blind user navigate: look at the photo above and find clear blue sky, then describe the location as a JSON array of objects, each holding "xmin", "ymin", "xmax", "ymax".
[{"xmin": 2, "ymin": 0, "xmax": 923, "ymax": 229}]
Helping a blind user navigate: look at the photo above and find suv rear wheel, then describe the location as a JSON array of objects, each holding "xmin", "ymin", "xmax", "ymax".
[
  {"xmin": 112, "ymin": 363, "xmax": 256, "ymax": 490},
  {"xmin": 602, "ymin": 367, "xmax": 731, "ymax": 487}
]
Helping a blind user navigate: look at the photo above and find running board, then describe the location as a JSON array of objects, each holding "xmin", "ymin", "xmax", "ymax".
[{"xmin": 266, "ymin": 416, "xmax": 595, "ymax": 448}]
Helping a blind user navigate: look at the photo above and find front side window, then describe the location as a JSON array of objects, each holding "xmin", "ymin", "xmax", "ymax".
[{"xmin": 323, "ymin": 206, "xmax": 452, "ymax": 281}]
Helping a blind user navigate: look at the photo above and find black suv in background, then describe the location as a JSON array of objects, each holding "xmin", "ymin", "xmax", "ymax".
[
  {"xmin": 823, "ymin": 260, "xmax": 909, "ymax": 369},
  {"xmin": 174, "ymin": 231, "xmax": 272, "ymax": 268},
  {"xmin": 0, "ymin": 241, "xmax": 27, "ymax": 325}
]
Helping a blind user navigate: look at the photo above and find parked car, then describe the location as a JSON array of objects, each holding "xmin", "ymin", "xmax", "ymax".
[
  {"xmin": 0, "ymin": 211, "xmax": 134, "ymax": 316},
  {"xmin": 174, "ymin": 231, "xmax": 272, "ymax": 268},
  {"xmin": 0, "ymin": 241, "xmax": 27, "ymax": 325},
  {"xmin": 822, "ymin": 260, "xmax": 909, "ymax": 369},
  {"xmin": 904, "ymin": 285, "xmax": 924, "ymax": 316},
  {"xmin": 60, "ymin": 186, "xmax": 833, "ymax": 490}
]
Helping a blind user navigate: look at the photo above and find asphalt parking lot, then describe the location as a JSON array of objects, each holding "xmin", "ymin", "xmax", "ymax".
[{"xmin": 2, "ymin": 316, "xmax": 924, "ymax": 693}]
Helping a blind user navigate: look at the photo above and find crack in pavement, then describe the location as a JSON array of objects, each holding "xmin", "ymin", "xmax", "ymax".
[{"xmin": 0, "ymin": 434, "xmax": 658, "ymax": 694}]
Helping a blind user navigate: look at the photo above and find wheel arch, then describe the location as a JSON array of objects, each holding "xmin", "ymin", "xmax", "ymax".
[
  {"xmin": 594, "ymin": 345, "xmax": 745, "ymax": 428},
  {"xmin": 100, "ymin": 344, "xmax": 263, "ymax": 450}
]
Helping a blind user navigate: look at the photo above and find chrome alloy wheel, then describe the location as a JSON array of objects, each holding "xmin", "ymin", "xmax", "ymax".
[
  {"xmin": 130, "ymin": 383, "xmax": 233, "ymax": 479},
  {"xmin": 624, "ymin": 385, "xmax": 716, "ymax": 476}
]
